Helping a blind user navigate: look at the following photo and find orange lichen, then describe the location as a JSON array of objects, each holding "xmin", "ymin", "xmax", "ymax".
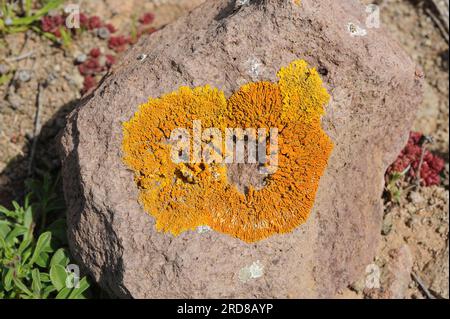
[{"xmin": 122, "ymin": 59, "xmax": 333, "ymax": 242}]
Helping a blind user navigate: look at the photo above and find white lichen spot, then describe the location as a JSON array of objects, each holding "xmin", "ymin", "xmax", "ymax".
[
  {"xmin": 197, "ymin": 225, "xmax": 211, "ymax": 233},
  {"xmin": 238, "ymin": 260, "xmax": 264, "ymax": 282},
  {"xmin": 137, "ymin": 54, "xmax": 148, "ymax": 61},
  {"xmin": 347, "ymin": 22, "xmax": 367, "ymax": 37},
  {"xmin": 246, "ymin": 57, "xmax": 262, "ymax": 81},
  {"xmin": 235, "ymin": 0, "xmax": 250, "ymax": 7}
]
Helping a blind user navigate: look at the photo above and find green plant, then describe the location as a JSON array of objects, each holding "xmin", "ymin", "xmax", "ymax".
[
  {"xmin": 0, "ymin": 0, "xmax": 64, "ymax": 34},
  {"xmin": 0, "ymin": 175, "xmax": 90, "ymax": 299},
  {"xmin": 0, "ymin": 72, "xmax": 12, "ymax": 85},
  {"xmin": 385, "ymin": 166, "xmax": 410, "ymax": 203}
]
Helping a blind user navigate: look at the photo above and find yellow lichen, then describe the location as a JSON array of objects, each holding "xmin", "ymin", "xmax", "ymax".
[
  {"xmin": 278, "ymin": 59, "xmax": 330, "ymax": 123},
  {"xmin": 122, "ymin": 59, "xmax": 333, "ymax": 242}
]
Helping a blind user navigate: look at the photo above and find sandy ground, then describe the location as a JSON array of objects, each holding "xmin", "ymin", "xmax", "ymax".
[{"xmin": 0, "ymin": 0, "xmax": 448, "ymax": 298}]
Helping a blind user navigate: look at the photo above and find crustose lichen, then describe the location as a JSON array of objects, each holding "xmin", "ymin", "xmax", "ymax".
[{"xmin": 122, "ymin": 59, "xmax": 333, "ymax": 242}]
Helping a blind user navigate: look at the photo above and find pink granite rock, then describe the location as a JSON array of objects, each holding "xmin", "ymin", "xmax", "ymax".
[{"xmin": 59, "ymin": 0, "xmax": 423, "ymax": 298}]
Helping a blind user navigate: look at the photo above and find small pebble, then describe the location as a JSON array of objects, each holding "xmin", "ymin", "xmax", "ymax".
[
  {"xmin": 96, "ymin": 27, "xmax": 111, "ymax": 40},
  {"xmin": 347, "ymin": 22, "xmax": 367, "ymax": 37},
  {"xmin": 235, "ymin": 0, "xmax": 250, "ymax": 6},
  {"xmin": 4, "ymin": 17, "xmax": 13, "ymax": 26},
  {"xmin": 98, "ymin": 55, "xmax": 107, "ymax": 66},
  {"xmin": 66, "ymin": 72, "xmax": 84, "ymax": 89},
  {"xmin": 75, "ymin": 53, "xmax": 87, "ymax": 64},
  {"xmin": 409, "ymin": 191, "xmax": 424, "ymax": 204},
  {"xmin": 7, "ymin": 93, "xmax": 23, "ymax": 109},
  {"xmin": 137, "ymin": 54, "xmax": 147, "ymax": 61},
  {"xmin": 16, "ymin": 70, "xmax": 31, "ymax": 82}
]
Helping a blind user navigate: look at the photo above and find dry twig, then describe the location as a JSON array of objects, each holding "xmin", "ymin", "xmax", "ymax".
[
  {"xmin": 415, "ymin": 135, "xmax": 433, "ymax": 188},
  {"xmin": 425, "ymin": 0, "xmax": 449, "ymax": 42},
  {"xmin": 411, "ymin": 271, "xmax": 436, "ymax": 299},
  {"xmin": 5, "ymin": 50, "xmax": 35, "ymax": 63},
  {"xmin": 28, "ymin": 81, "xmax": 44, "ymax": 176}
]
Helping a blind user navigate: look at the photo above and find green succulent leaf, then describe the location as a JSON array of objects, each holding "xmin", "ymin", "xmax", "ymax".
[
  {"xmin": 23, "ymin": 205, "xmax": 33, "ymax": 229},
  {"xmin": 31, "ymin": 269, "xmax": 42, "ymax": 298},
  {"xmin": 39, "ymin": 272, "xmax": 51, "ymax": 283},
  {"xmin": 50, "ymin": 264, "xmax": 67, "ymax": 291},
  {"xmin": 68, "ymin": 277, "xmax": 90, "ymax": 299},
  {"xmin": 0, "ymin": 222, "xmax": 11, "ymax": 240},
  {"xmin": 50, "ymin": 248, "xmax": 69, "ymax": 267},
  {"xmin": 13, "ymin": 277, "xmax": 33, "ymax": 296},
  {"xmin": 5, "ymin": 225, "xmax": 28, "ymax": 246},
  {"xmin": 55, "ymin": 286, "xmax": 72, "ymax": 299},
  {"xmin": 35, "ymin": 252, "xmax": 50, "ymax": 268},
  {"xmin": 17, "ymin": 237, "xmax": 32, "ymax": 255},
  {"xmin": 29, "ymin": 231, "xmax": 52, "ymax": 265},
  {"xmin": 3, "ymin": 268, "xmax": 14, "ymax": 291}
]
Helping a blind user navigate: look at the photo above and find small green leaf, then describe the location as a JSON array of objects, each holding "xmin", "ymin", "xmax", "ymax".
[
  {"xmin": 40, "ymin": 272, "xmax": 51, "ymax": 282},
  {"xmin": 0, "ymin": 72, "xmax": 13, "ymax": 86},
  {"xmin": 0, "ymin": 222, "xmax": 11, "ymax": 239},
  {"xmin": 13, "ymin": 277, "xmax": 33, "ymax": 296},
  {"xmin": 35, "ymin": 252, "xmax": 50, "ymax": 268},
  {"xmin": 3, "ymin": 268, "xmax": 14, "ymax": 291},
  {"xmin": 25, "ymin": 0, "xmax": 32, "ymax": 16},
  {"xmin": 21, "ymin": 246, "xmax": 33, "ymax": 264},
  {"xmin": 17, "ymin": 237, "xmax": 32, "ymax": 255},
  {"xmin": 0, "ymin": 234, "xmax": 9, "ymax": 252},
  {"xmin": 31, "ymin": 269, "xmax": 42, "ymax": 297},
  {"xmin": 12, "ymin": 201, "xmax": 21, "ymax": 212},
  {"xmin": 55, "ymin": 287, "xmax": 72, "ymax": 299},
  {"xmin": 11, "ymin": 0, "xmax": 64, "ymax": 26},
  {"xmin": 30, "ymin": 25, "xmax": 59, "ymax": 42},
  {"xmin": 50, "ymin": 264, "xmax": 67, "ymax": 291},
  {"xmin": 0, "ymin": 205, "xmax": 14, "ymax": 217},
  {"xmin": 23, "ymin": 205, "xmax": 33, "ymax": 229},
  {"xmin": 29, "ymin": 231, "xmax": 51, "ymax": 265},
  {"xmin": 42, "ymin": 285, "xmax": 56, "ymax": 298},
  {"xmin": 24, "ymin": 194, "xmax": 31, "ymax": 210},
  {"xmin": 68, "ymin": 277, "xmax": 90, "ymax": 299},
  {"xmin": 60, "ymin": 27, "xmax": 72, "ymax": 47},
  {"xmin": 50, "ymin": 248, "xmax": 69, "ymax": 267},
  {"xmin": 5, "ymin": 225, "xmax": 27, "ymax": 246}
]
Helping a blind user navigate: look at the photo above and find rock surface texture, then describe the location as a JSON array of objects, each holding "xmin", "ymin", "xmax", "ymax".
[{"xmin": 59, "ymin": 0, "xmax": 423, "ymax": 298}]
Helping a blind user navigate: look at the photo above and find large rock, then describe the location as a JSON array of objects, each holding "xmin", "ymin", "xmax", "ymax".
[{"xmin": 59, "ymin": 0, "xmax": 422, "ymax": 298}]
